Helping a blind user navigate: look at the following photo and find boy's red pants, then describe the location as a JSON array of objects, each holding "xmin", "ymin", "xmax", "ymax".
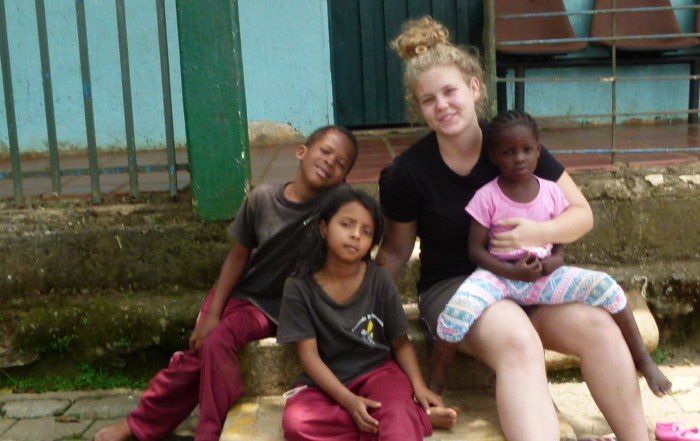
[
  {"xmin": 282, "ymin": 359, "xmax": 433, "ymax": 441},
  {"xmin": 126, "ymin": 288, "xmax": 275, "ymax": 441}
]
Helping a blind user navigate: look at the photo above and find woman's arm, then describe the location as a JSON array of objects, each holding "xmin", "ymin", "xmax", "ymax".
[
  {"xmin": 375, "ymin": 218, "xmax": 417, "ymax": 279},
  {"xmin": 189, "ymin": 241, "xmax": 250, "ymax": 350},
  {"xmin": 390, "ymin": 335, "xmax": 444, "ymax": 412},
  {"xmin": 296, "ymin": 339, "xmax": 381, "ymax": 433},
  {"xmin": 491, "ymin": 171, "xmax": 593, "ymax": 250}
]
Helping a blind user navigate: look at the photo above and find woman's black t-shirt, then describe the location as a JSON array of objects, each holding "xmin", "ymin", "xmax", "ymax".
[{"xmin": 378, "ymin": 123, "xmax": 564, "ymax": 293}]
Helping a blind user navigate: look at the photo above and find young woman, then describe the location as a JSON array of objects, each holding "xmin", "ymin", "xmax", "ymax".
[
  {"xmin": 376, "ymin": 16, "xmax": 649, "ymax": 441},
  {"xmin": 277, "ymin": 187, "xmax": 456, "ymax": 441},
  {"xmin": 431, "ymin": 110, "xmax": 671, "ymax": 398}
]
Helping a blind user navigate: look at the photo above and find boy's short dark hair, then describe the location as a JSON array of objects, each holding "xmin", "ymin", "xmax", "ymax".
[{"xmin": 304, "ymin": 126, "xmax": 359, "ymax": 174}]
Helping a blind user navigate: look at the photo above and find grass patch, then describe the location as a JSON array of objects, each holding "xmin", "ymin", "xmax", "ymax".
[{"xmin": 0, "ymin": 363, "xmax": 152, "ymax": 393}]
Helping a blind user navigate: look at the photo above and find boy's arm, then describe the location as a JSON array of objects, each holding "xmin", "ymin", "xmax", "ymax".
[
  {"xmin": 390, "ymin": 335, "xmax": 444, "ymax": 412},
  {"xmin": 189, "ymin": 241, "xmax": 250, "ymax": 350},
  {"xmin": 296, "ymin": 338, "xmax": 380, "ymax": 433},
  {"xmin": 468, "ymin": 220, "xmax": 541, "ymax": 282},
  {"xmin": 540, "ymin": 244, "xmax": 564, "ymax": 276}
]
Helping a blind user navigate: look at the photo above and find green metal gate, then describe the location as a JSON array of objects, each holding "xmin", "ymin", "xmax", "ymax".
[{"xmin": 329, "ymin": 0, "xmax": 483, "ymax": 128}]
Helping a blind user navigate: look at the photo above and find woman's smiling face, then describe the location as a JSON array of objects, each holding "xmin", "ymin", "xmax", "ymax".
[{"xmin": 415, "ymin": 63, "xmax": 481, "ymax": 138}]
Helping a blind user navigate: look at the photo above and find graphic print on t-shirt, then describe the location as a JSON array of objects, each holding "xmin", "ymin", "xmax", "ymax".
[{"xmin": 351, "ymin": 314, "xmax": 384, "ymax": 346}]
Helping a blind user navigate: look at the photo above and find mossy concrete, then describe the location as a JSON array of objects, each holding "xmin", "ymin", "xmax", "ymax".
[{"xmin": 0, "ymin": 165, "xmax": 699, "ymax": 373}]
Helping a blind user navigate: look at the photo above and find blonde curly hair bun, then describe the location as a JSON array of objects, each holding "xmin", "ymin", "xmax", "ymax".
[{"xmin": 391, "ymin": 16, "xmax": 450, "ymax": 60}]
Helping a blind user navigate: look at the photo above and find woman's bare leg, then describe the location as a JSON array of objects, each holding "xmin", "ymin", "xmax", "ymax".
[
  {"xmin": 530, "ymin": 303, "xmax": 648, "ymax": 441},
  {"xmin": 458, "ymin": 300, "xmax": 559, "ymax": 441}
]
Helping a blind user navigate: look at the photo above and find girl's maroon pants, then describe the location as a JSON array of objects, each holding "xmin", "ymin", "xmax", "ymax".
[
  {"xmin": 282, "ymin": 359, "xmax": 433, "ymax": 441},
  {"xmin": 126, "ymin": 288, "xmax": 275, "ymax": 441}
]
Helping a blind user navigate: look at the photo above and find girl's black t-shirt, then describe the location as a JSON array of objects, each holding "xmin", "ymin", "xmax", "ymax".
[
  {"xmin": 277, "ymin": 263, "xmax": 407, "ymax": 387},
  {"xmin": 378, "ymin": 124, "xmax": 564, "ymax": 293}
]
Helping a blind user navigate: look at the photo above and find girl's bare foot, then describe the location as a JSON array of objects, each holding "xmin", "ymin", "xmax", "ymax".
[
  {"xmin": 429, "ymin": 405, "xmax": 458, "ymax": 430},
  {"xmin": 94, "ymin": 420, "xmax": 133, "ymax": 441},
  {"xmin": 639, "ymin": 361, "xmax": 672, "ymax": 397}
]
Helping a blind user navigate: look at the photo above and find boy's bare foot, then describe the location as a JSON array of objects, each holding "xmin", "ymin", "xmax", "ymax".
[
  {"xmin": 639, "ymin": 361, "xmax": 672, "ymax": 397},
  {"xmin": 94, "ymin": 420, "xmax": 133, "ymax": 441},
  {"xmin": 429, "ymin": 405, "xmax": 457, "ymax": 430}
]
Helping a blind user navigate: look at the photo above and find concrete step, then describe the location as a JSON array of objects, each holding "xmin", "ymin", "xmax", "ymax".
[
  {"xmin": 239, "ymin": 289, "xmax": 659, "ymax": 396},
  {"xmin": 219, "ymin": 391, "xmax": 577, "ymax": 441}
]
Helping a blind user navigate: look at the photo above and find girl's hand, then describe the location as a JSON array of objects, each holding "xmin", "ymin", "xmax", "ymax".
[
  {"xmin": 341, "ymin": 394, "xmax": 381, "ymax": 433},
  {"xmin": 189, "ymin": 316, "xmax": 220, "ymax": 351},
  {"xmin": 510, "ymin": 254, "xmax": 542, "ymax": 282},
  {"xmin": 413, "ymin": 385, "xmax": 445, "ymax": 413},
  {"xmin": 491, "ymin": 218, "xmax": 545, "ymax": 251}
]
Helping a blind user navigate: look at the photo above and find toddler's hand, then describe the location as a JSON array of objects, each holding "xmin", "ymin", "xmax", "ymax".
[
  {"xmin": 540, "ymin": 253, "xmax": 563, "ymax": 276},
  {"xmin": 510, "ymin": 253, "xmax": 542, "ymax": 282},
  {"xmin": 342, "ymin": 394, "xmax": 381, "ymax": 433}
]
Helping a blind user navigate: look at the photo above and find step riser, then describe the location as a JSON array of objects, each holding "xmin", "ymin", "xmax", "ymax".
[{"xmin": 240, "ymin": 290, "xmax": 657, "ymax": 396}]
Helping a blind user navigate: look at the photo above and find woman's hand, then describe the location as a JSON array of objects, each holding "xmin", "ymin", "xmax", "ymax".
[
  {"xmin": 341, "ymin": 394, "xmax": 381, "ymax": 433},
  {"xmin": 491, "ymin": 217, "xmax": 545, "ymax": 252},
  {"xmin": 189, "ymin": 315, "xmax": 219, "ymax": 351}
]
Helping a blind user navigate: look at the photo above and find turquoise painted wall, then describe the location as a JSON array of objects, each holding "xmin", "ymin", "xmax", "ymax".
[
  {"xmin": 238, "ymin": 0, "xmax": 333, "ymax": 136},
  {"xmin": 1, "ymin": 0, "xmax": 697, "ymax": 154},
  {"xmin": 503, "ymin": 0, "xmax": 699, "ymax": 124},
  {"xmin": 0, "ymin": 0, "xmax": 332, "ymax": 154}
]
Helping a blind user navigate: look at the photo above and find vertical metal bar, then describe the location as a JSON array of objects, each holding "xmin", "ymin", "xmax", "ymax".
[
  {"xmin": 35, "ymin": 0, "xmax": 60, "ymax": 195},
  {"xmin": 689, "ymin": 58, "xmax": 699, "ymax": 124},
  {"xmin": 156, "ymin": 0, "xmax": 177, "ymax": 197},
  {"xmin": 115, "ymin": 0, "xmax": 138, "ymax": 197},
  {"xmin": 75, "ymin": 0, "xmax": 101, "ymax": 203},
  {"xmin": 483, "ymin": 0, "xmax": 497, "ymax": 118},
  {"xmin": 610, "ymin": 0, "xmax": 617, "ymax": 164},
  {"xmin": 515, "ymin": 66, "xmax": 525, "ymax": 112},
  {"xmin": 0, "ymin": 0, "xmax": 24, "ymax": 206}
]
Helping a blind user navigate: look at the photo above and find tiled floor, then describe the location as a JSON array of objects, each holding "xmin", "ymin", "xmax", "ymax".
[{"xmin": 1, "ymin": 123, "xmax": 699, "ymax": 201}]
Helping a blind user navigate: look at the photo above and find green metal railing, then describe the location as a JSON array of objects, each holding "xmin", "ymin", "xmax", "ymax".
[
  {"xmin": 0, "ymin": 0, "xmax": 184, "ymax": 207},
  {"xmin": 483, "ymin": 0, "xmax": 700, "ymax": 163}
]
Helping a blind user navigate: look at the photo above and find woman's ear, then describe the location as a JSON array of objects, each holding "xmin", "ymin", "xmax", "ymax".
[{"xmin": 469, "ymin": 76, "xmax": 481, "ymax": 102}]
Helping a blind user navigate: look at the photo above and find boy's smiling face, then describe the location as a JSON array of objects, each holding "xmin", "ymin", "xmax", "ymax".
[{"xmin": 296, "ymin": 130, "xmax": 356, "ymax": 190}]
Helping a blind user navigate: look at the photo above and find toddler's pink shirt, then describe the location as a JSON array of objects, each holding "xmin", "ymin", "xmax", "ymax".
[{"xmin": 466, "ymin": 176, "xmax": 569, "ymax": 261}]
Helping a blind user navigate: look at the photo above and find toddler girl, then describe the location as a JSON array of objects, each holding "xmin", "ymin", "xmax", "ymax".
[{"xmin": 431, "ymin": 110, "xmax": 671, "ymax": 398}]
